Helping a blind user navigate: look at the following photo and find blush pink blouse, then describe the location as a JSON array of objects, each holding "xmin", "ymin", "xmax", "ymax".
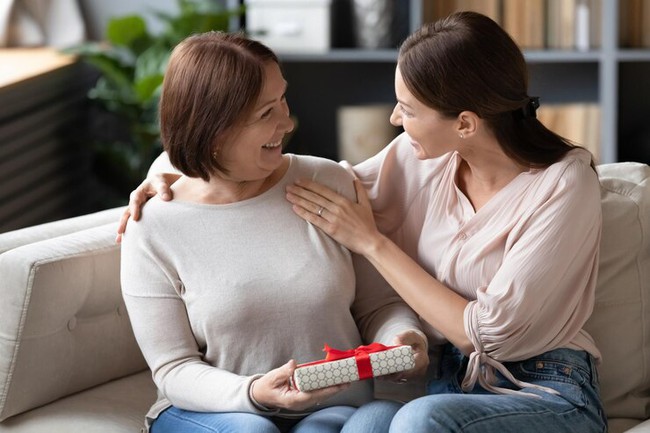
[{"xmin": 348, "ymin": 132, "xmax": 602, "ymax": 395}]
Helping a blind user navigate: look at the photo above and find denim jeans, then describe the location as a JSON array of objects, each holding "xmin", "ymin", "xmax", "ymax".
[
  {"xmin": 150, "ymin": 402, "xmax": 400, "ymax": 433},
  {"xmin": 389, "ymin": 345, "xmax": 608, "ymax": 433}
]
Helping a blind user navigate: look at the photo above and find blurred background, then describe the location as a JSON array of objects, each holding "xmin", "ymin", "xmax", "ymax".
[{"xmin": 1, "ymin": 0, "xmax": 648, "ymax": 232}]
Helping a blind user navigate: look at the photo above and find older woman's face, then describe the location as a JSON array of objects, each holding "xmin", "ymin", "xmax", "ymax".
[{"xmin": 218, "ymin": 62, "xmax": 294, "ymax": 182}]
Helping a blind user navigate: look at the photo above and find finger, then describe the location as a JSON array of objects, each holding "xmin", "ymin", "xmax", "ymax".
[
  {"xmin": 153, "ymin": 176, "xmax": 173, "ymax": 201},
  {"xmin": 291, "ymin": 203, "xmax": 331, "ymax": 231},
  {"xmin": 394, "ymin": 330, "xmax": 427, "ymax": 350},
  {"xmin": 116, "ymin": 208, "xmax": 132, "ymax": 239},
  {"xmin": 352, "ymin": 178, "xmax": 371, "ymax": 208},
  {"xmin": 290, "ymin": 383, "xmax": 349, "ymax": 408},
  {"xmin": 286, "ymin": 185, "xmax": 331, "ymax": 212},
  {"xmin": 273, "ymin": 359, "xmax": 296, "ymax": 381},
  {"xmin": 294, "ymin": 178, "xmax": 349, "ymax": 206},
  {"xmin": 128, "ymin": 190, "xmax": 144, "ymax": 222}
]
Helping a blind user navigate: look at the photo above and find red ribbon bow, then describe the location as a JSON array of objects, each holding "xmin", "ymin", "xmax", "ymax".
[{"xmin": 300, "ymin": 342, "xmax": 395, "ymax": 381}]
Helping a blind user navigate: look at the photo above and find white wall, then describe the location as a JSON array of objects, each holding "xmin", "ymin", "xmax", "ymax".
[{"xmin": 79, "ymin": 0, "xmax": 179, "ymax": 40}]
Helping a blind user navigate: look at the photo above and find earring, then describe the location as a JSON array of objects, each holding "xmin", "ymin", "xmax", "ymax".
[{"xmin": 459, "ymin": 133, "xmax": 464, "ymax": 139}]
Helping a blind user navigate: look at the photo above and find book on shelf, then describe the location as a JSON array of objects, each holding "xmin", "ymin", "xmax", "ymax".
[
  {"xmin": 537, "ymin": 103, "xmax": 601, "ymax": 163},
  {"xmin": 421, "ymin": 0, "xmax": 602, "ymax": 50},
  {"xmin": 421, "ymin": 0, "xmax": 500, "ymax": 24},
  {"xmin": 618, "ymin": 0, "xmax": 650, "ymax": 48},
  {"xmin": 502, "ymin": 0, "xmax": 545, "ymax": 49},
  {"xmin": 619, "ymin": 0, "xmax": 643, "ymax": 47}
]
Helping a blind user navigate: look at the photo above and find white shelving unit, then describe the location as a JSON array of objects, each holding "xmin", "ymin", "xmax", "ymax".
[{"xmin": 244, "ymin": 0, "xmax": 650, "ymax": 164}]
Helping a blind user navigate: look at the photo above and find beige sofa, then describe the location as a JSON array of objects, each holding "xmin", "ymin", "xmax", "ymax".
[{"xmin": 0, "ymin": 162, "xmax": 648, "ymax": 433}]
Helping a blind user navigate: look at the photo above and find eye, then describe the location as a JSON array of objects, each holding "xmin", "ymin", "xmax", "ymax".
[
  {"xmin": 260, "ymin": 108, "xmax": 273, "ymax": 119},
  {"xmin": 399, "ymin": 104, "xmax": 413, "ymax": 118}
]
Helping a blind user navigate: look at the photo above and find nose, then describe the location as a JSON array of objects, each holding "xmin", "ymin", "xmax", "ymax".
[
  {"xmin": 283, "ymin": 115, "xmax": 295, "ymax": 134},
  {"xmin": 390, "ymin": 104, "xmax": 402, "ymax": 127},
  {"xmin": 279, "ymin": 102, "xmax": 295, "ymax": 133}
]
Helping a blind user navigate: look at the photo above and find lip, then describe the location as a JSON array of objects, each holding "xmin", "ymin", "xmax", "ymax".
[{"xmin": 262, "ymin": 139, "xmax": 282, "ymax": 149}]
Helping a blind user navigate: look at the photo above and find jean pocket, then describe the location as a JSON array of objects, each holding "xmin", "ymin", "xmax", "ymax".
[{"xmin": 513, "ymin": 359, "xmax": 589, "ymax": 408}]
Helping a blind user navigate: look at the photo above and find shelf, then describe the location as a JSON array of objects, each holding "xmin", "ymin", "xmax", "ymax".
[
  {"xmin": 279, "ymin": 49, "xmax": 398, "ymax": 63},
  {"xmin": 616, "ymin": 50, "xmax": 650, "ymax": 62},
  {"xmin": 279, "ymin": 49, "xmax": 606, "ymax": 64},
  {"xmin": 523, "ymin": 50, "xmax": 602, "ymax": 63}
]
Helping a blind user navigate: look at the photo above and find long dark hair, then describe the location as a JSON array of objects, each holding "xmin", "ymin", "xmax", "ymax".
[{"xmin": 398, "ymin": 11, "xmax": 591, "ymax": 169}]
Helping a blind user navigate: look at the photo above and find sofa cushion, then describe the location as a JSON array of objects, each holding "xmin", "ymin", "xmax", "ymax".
[
  {"xmin": 584, "ymin": 162, "xmax": 650, "ymax": 421},
  {"xmin": 0, "ymin": 371, "xmax": 155, "ymax": 433},
  {"xmin": 0, "ymin": 223, "xmax": 147, "ymax": 421}
]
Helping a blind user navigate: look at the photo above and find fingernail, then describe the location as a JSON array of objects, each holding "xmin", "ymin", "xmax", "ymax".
[{"xmin": 162, "ymin": 193, "xmax": 170, "ymax": 200}]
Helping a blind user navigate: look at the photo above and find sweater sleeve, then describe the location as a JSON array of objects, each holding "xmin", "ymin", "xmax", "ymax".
[
  {"xmin": 351, "ymin": 253, "xmax": 426, "ymax": 347},
  {"xmin": 120, "ymin": 213, "xmax": 266, "ymax": 414},
  {"xmin": 464, "ymin": 156, "xmax": 602, "ymax": 363}
]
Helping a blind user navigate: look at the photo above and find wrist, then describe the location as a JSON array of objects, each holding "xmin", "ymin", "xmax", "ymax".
[
  {"xmin": 365, "ymin": 232, "xmax": 389, "ymax": 258},
  {"xmin": 249, "ymin": 378, "xmax": 277, "ymax": 413}
]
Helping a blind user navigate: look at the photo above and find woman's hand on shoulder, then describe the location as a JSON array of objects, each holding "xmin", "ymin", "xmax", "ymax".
[
  {"xmin": 251, "ymin": 360, "xmax": 348, "ymax": 412},
  {"xmin": 285, "ymin": 178, "xmax": 383, "ymax": 256},
  {"xmin": 115, "ymin": 173, "xmax": 180, "ymax": 243}
]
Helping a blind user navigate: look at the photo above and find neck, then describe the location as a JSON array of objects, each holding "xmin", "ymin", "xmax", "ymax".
[
  {"xmin": 173, "ymin": 156, "xmax": 289, "ymax": 204},
  {"xmin": 456, "ymin": 140, "xmax": 527, "ymax": 211}
]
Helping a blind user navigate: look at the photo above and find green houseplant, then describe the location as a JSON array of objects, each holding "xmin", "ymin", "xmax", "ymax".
[{"xmin": 67, "ymin": 0, "xmax": 243, "ymax": 205}]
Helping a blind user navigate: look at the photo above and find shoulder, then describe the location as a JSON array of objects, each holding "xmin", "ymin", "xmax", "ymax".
[
  {"xmin": 289, "ymin": 154, "xmax": 356, "ymax": 200},
  {"xmin": 534, "ymin": 148, "xmax": 600, "ymax": 211},
  {"xmin": 122, "ymin": 197, "xmax": 179, "ymax": 245},
  {"xmin": 550, "ymin": 148, "xmax": 599, "ymax": 191}
]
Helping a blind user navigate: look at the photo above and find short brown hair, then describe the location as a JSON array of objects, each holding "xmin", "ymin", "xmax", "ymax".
[{"xmin": 159, "ymin": 31, "xmax": 279, "ymax": 180}]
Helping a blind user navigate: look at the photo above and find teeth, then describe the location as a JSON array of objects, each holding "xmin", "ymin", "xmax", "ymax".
[{"xmin": 262, "ymin": 140, "xmax": 281, "ymax": 149}]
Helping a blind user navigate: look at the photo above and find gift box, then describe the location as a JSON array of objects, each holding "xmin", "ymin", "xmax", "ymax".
[{"xmin": 292, "ymin": 343, "xmax": 415, "ymax": 392}]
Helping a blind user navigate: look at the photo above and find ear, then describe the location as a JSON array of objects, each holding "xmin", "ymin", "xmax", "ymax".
[{"xmin": 456, "ymin": 111, "xmax": 479, "ymax": 138}]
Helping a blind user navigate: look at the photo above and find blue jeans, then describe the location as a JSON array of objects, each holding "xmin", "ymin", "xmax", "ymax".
[
  {"xmin": 150, "ymin": 402, "xmax": 400, "ymax": 433},
  {"xmin": 389, "ymin": 345, "xmax": 608, "ymax": 433}
]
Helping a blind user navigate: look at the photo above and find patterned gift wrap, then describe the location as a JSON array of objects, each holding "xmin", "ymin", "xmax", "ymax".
[{"xmin": 292, "ymin": 344, "xmax": 415, "ymax": 392}]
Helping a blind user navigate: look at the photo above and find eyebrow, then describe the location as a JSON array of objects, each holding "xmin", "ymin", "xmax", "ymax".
[{"xmin": 397, "ymin": 98, "xmax": 413, "ymax": 109}]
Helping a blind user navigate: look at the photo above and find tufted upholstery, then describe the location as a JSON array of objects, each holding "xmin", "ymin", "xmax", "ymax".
[{"xmin": 0, "ymin": 209, "xmax": 155, "ymax": 432}]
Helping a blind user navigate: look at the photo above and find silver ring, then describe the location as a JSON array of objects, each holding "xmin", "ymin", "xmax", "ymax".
[{"xmin": 317, "ymin": 206, "xmax": 324, "ymax": 217}]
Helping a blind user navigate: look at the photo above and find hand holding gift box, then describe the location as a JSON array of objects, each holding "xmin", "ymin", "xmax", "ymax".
[{"xmin": 292, "ymin": 343, "xmax": 416, "ymax": 392}]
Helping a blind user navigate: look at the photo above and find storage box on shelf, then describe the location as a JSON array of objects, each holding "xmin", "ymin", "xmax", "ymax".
[{"xmin": 244, "ymin": 0, "xmax": 332, "ymax": 54}]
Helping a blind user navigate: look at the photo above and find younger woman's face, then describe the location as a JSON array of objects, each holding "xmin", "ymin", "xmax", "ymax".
[
  {"xmin": 390, "ymin": 65, "xmax": 458, "ymax": 160},
  {"xmin": 218, "ymin": 62, "xmax": 294, "ymax": 182}
]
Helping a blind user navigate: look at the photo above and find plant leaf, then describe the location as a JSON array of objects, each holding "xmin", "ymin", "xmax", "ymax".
[{"xmin": 106, "ymin": 16, "xmax": 150, "ymax": 48}]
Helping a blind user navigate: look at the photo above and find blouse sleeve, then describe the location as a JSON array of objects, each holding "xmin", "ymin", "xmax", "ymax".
[
  {"xmin": 120, "ymin": 215, "xmax": 266, "ymax": 414},
  {"xmin": 464, "ymin": 155, "xmax": 602, "ymax": 363}
]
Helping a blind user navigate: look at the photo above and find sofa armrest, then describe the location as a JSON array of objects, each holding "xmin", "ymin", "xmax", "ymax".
[
  {"xmin": 0, "ymin": 207, "xmax": 125, "ymax": 255},
  {"xmin": 0, "ymin": 222, "xmax": 147, "ymax": 421}
]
